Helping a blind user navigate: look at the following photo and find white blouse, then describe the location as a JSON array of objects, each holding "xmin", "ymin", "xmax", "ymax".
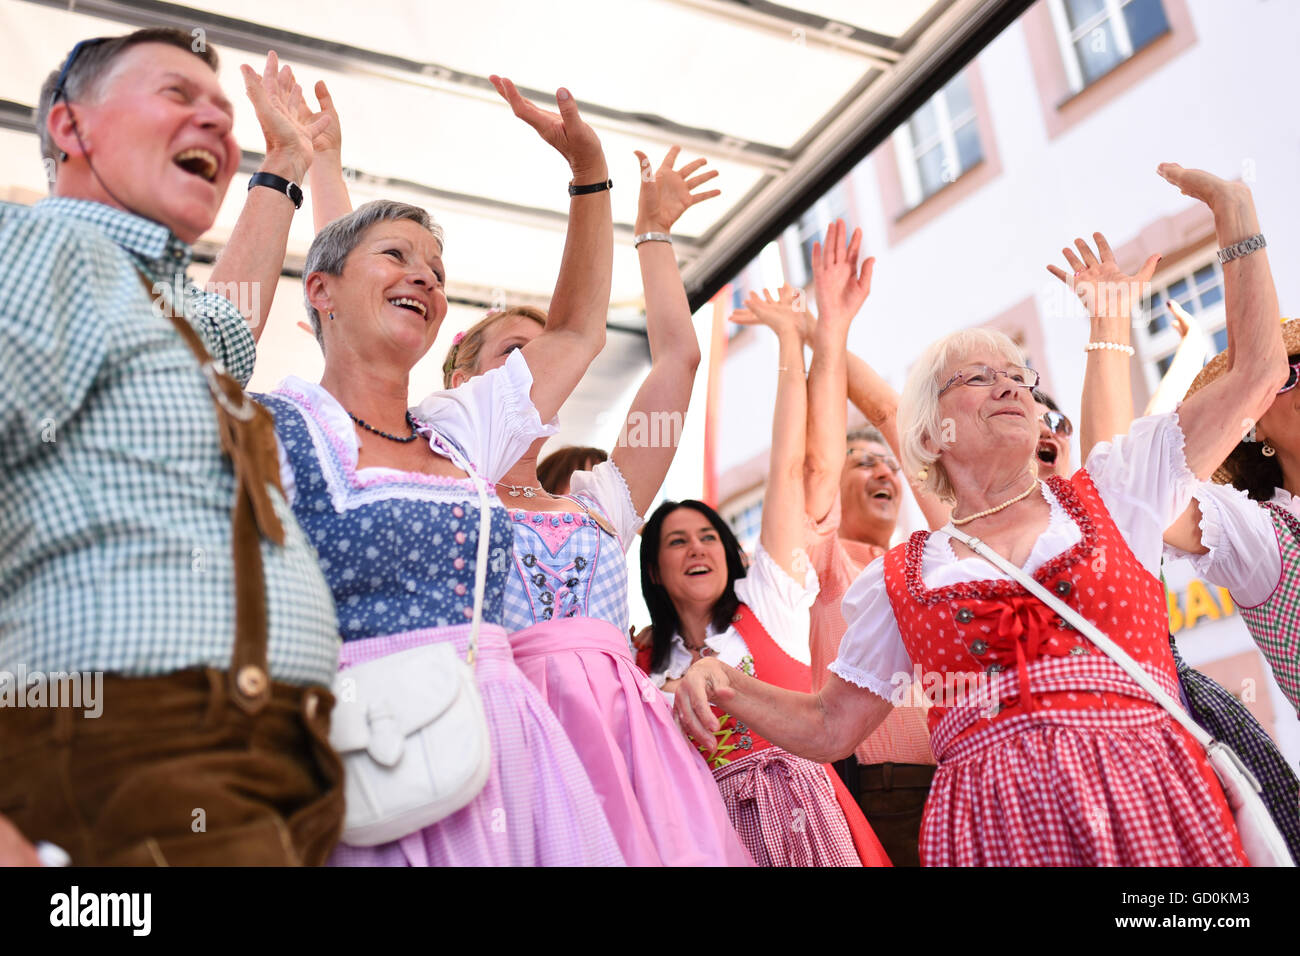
[
  {"xmin": 275, "ymin": 349, "xmax": 559, "ymax": 503},
  {"xmin": 832, "ymin": 411, "xmax": 1197, "ymax": 700},
  {"xmin": 651, "ymin": 541, "xmax": 819, "ymax": 692},
  {"xmin": 568, "ymin": 459, "xmax": 645, "ymax": 553},
  {"xmin": 1164, "ymin": 482, "xmax": 1299, "ymax": 608}
]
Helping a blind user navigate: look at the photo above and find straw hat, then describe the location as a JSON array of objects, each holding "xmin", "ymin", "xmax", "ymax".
[{"xmin": 1183, "ymin": 317, "xmax": 1300, "ymax": 483}]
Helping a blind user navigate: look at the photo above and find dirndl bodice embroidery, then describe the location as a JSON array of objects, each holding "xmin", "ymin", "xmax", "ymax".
[
  {"xmin": 259, "ymin": 389, "xmax": 512, "ymax": 640},
  {"xmin": 1237, "ymin": 502, "xmax": 1300, "ymax": 715},
  {"xmin": 501, "ymin": 497, "xmax": 630, "ymax": 634}
]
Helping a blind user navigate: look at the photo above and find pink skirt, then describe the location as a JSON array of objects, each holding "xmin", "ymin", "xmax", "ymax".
[
  {"xmin": 327, "ymin": 625, "xmax": 625, "ymax": 867},
  {"xmin": 511, "ymin": 617, "xmax": 754, "ymax": 867}
]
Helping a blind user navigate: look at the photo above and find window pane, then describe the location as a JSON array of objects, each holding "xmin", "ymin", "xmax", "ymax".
[
  {"xmin": 953, "ymin": 120, "xmax": 982, "ymax": 173},
  {"xmin": 944, "ymin": 73, "xmax": 974, "ymax": 120},
  {"xmin": 1192, "ymin": 264, "xmax": 1217, "ymax": 288},
  {"xmin": 1065, "ymin": 0, "xmax": 1107, "ymax": 30},
  {"xmin": 1212, "ymin": 327, "xmax": 1229, "ymax": 353},
  {"xmin": 1147, "ymin": 289, "xmax": 1168, "ymax": 335},
  {"xmin": 1166, "ymin": 277, "xmax": 1191, "ymax": 309},
  {"xmin": 1074, "ymin": 22, "xmax": 1124, "ymax": 84},
  {"xmin": 1156, "ymin": 353, "xmax": 1175, "ymax": 377},
  {"xmin": 800, "ymin": 235, "xmax": 818, "ymax": 279},
  {"xmin": 1123, "ymin": 0, "xmax": 1170, "ymax": 52},
  {"xmin": 909, "ymin": 100, "xmax": 939, "ymax": 147},
  {"xmin": 916, "ymin": 145, "xmax": 947, "ymax": 197},
  {"xmin": 1199, "ymin": 281, "xmax": 1224, "ymax": 310}
]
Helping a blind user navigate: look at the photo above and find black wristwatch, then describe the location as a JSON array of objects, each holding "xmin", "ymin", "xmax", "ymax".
[
  {"xmin": 568, "ymin": 178, "xmax": 612, "ymax": 197},
  {"xmin": 248, "ymin": 171, "xmax": 303, "ymax": 210}
]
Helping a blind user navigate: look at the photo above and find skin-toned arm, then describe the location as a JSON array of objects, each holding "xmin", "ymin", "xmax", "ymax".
[
  {"xmin": 1046, "ymin": 231, "xmax": 1160, "ymax": 460},
  {"xmin": 803, "ymin": 220, "xmax": 873, "ymax": 524},
  {"xmin": 207, "ymin": 52, "xmax": 329, "ymax": 343},
  {"xmin": 1155, "ymin": 167, "xmax": 1285, "ymax": 552},
  {"xmin": 611, "ymin": 147, "xmax": 719, "ymax": 514},
  {"xmin": 670, "ymin": 657, "xmax": 891, "ymax": 762},
  {"xmin": 491, "ymin": 76, "xmax": 611, "ymax": 424},
  {"xmin": 731, "ymin": 286, "xmax": 811, "ymax": 580},
  {"xmin": 0, "ymin": 813, "xmax": 40, "ymax": 867},
  {"xmin": 300, "ymin": 79, "xmax": 353, "ymax": 230}
]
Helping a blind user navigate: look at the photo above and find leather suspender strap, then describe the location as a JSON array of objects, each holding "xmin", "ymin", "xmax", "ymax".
[{"xmin": 140, "ymin": 273, "xmax": 283, "ymax": 714}]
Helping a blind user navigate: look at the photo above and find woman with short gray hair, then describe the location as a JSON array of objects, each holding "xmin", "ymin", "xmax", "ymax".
[
  {"xmin": 254, "ymin": 78, "xmax": 626, "ymax": 866},
  {"xmin": 670, "ymin": 163, "xmax": 1289, "ymax": 865}
]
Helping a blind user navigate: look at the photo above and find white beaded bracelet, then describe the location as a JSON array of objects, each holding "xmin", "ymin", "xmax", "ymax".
[{"xmin": 1084, "ymin": 341, "xmax": 1135, "ymax": 356}]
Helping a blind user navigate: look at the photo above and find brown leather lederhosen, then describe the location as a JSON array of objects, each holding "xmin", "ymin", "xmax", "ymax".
[{"xmin": 0, "ymin": 279, "xmax": 343, "ymax": 865}]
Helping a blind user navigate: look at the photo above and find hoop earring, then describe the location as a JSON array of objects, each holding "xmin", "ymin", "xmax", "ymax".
[{"xmin": 1262, "ymin": 440, "xmax": 1276, "ymax": 458}]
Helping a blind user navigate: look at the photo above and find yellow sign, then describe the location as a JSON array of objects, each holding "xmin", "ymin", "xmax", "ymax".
[{"xmin": 1166, "ymin": 580, "xmax": 1235, "ymax": 634}]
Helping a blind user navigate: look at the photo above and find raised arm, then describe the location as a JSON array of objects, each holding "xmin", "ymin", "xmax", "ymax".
[
  {"xmin": 491, "ymin": 76, "xmax": 611, "ymax": 424},
  {"xmin": 300, "ymin": 79, "xmax": 352, "ymax": 230},
  {"xmin": 611, "ymin": 147, "xmax": 719, "ymax": 514},
  {"xmin": 1158, "ymin": 168, "xmax": 1287, "ymax": 475},
  {"xmin": 208, "ymin": 52, "xmax": 329, "ymax": 343},
  {"xmin": 1046, "ymin": 231, "xmax": 1160, "ymax": 459},
  {"xmin": 731, "ymin": 286, "xmax": 810, "ymax": 580},
  {"xmin": 803, "ymin": 220, "xmax": 873, "ymax": 524}
]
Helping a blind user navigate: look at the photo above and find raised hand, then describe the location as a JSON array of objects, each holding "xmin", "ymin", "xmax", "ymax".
[
  {"xmin": 812, "ymin": 219, "xmax": 874, "ymax": 327},
  {"xmin": 1157, "ymin": 163, "xmax": 1250, "ymax": 212},
  {"xmin": 240, "ymin": 51, "xmax": 330, "ymax": 183},
  {"xmin": 489, "ymin": 75, "xmax": 605, "ymax": 180},
  {"xmin": 633, "ymin": 147, "xmax": 720, "ymax": 234},
  {"xmin": 729, "ymin": 284, "xmax": 806, "ymax": 337},
  {"xmin": 1046, "ymin": 231, "xmax": 1159, "ymax": 321},
  {"xmin": 292, "ymin": 78, "xmax": 341, "ymax": 158}
]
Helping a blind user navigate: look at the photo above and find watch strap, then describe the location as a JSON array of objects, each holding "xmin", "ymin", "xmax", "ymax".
[
  {"xmin": 568, "ymin": 178, "xmax": 613, "ymax": 197},
  {"xmin": 1217, "ymin": 233, "xmax": 1266, "ymax": 264},
  {"xmin": 248, "ymin": 171, "xmax": 303, "ymax": 210}
]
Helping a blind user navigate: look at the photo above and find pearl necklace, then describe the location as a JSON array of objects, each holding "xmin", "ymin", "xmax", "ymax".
[{"xmin": 951, "ymin": 478, "xmax": 1040, "ymax": 526}]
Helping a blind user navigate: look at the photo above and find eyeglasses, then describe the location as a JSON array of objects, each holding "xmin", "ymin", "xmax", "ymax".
[
  {"xmin": 1279, "ymin": 360, "xmax": 1300, "ymax": 394},
  {"xmin": 51, "ymin": 37, "xmax": 109, "ymax": 104},
  {"xmin": 1042, "ymin": 409, "xmax": 1073, "ymax": 437},
  {"xmin": 847, "ymin": 451, "xmax": 901, "ymax": 472},
  {"xmin": 938, "ymin": 364, "xmax": 1040, "ymax": 397}
]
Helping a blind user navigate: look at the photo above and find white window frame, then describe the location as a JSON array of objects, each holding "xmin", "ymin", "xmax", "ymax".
[
  {"xmin": 1048, "ymin": 0, "xmax": 1162, "ymax": 93},
  {"xmin": 722, "ymin": 486, "xmax": 765, "ymax": 557},
  {"xmin": 893, "ymin": 73, "xmax": 980, "ymax": 209},
  {"xmin": 1134, "ymin": 246, "xmax": 1226, "ymax": 396}
]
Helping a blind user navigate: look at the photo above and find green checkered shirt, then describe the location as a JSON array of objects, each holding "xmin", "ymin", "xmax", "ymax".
[{"xmin": 0, "ymin": 198, "xmax": 339, "ymax": 686}]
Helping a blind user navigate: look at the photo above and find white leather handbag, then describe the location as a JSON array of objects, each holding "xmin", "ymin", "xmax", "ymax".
[
  {"xmin": 946, "ymin": 525, "xmax": 1295, "ymax": 868},
  {"xmin": 330, "ymin": 448, "xmax": 495, "ymax": 848}
]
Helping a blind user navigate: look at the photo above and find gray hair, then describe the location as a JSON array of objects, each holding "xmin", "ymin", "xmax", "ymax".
[
  {"xmin": 37, "ymin": 29, "xmax": 220, "ymax": 174},
  {"xmin": 898, "ymin": 327, "xmax": 1029, "ymax": 502},
  {"xmin": 302, "ymin": 200, "xmax": 444, "ymax": 350},
  {"xmin": 846, "ymin": 424, "xmax": 887, "ymax": 448}
]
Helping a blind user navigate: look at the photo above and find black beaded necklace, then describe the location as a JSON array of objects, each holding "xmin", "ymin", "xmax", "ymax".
[{"xmin": 347, "ymin": 409, "xmax": 420, "ymax": 443}]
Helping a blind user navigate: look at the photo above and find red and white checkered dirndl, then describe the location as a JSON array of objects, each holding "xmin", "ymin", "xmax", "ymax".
[{"xmin": 883, "ymin": 472, "xmax": 1247, "ymax": 867}]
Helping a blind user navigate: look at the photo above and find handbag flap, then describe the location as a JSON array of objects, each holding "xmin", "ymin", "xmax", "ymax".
[{"xmin": 329, "ymin": 643, "xmax": 468, "ymax": 760}]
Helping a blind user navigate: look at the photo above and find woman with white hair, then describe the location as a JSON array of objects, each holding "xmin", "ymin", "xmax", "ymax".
[{"xmin": 671, "ymin": 163, "xmax": 1289, "ymax": 865}]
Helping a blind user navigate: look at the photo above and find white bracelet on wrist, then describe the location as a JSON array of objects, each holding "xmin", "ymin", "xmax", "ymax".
[
  {"xmin": 1084, "ymin": 341, "xmax": 1135, "ymax": 356},
  {"xmin": 634, "ymin": 232, "xmax": 672, "ymax": 248}
]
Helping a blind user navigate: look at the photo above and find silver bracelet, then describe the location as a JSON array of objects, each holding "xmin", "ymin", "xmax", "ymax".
[
  {"xmin": 1217, "ymin": 233, "xmax": 1266, "ymax": 264},
  {"xmin": 1084, "ymin": 341, "xmax": 1135, "ymax": 356},
  {"xmin": 634, "ymin": 232, "xmax": 672, "ymax": 248}
]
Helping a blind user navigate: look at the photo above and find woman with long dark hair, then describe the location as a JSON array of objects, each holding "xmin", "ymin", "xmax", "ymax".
[{"xmin": 638, "ymin": 280, "xmax": 890, "ymax": 867}]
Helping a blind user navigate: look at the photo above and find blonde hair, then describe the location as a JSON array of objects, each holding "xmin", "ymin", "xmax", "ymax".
[
  {"xmin": 899, "ymin": 327, "xmax": 1031, "ymax": 502},
  {"xmin": 442, "ymin": 306, "xmax": 547, "ymax": 387}
]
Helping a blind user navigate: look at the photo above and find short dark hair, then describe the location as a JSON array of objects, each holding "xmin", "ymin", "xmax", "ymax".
[
  {"xmin": 846, "ymin": 424, "xmax": 887, "ymax": 448},
  {"xmin": 639, "ymin": 500, "xmax": 747, "ymax": 674},
  {"xmin": 37, "ymin": 28, "xmax": 220, "ymax": 166},
  {"xmin": 1221, "ymin": 351, "xmax": 1300, "ymax": 501},
  {"xmin": 537, "ymin": 445, "xmax": 608, "ymax": 494}
]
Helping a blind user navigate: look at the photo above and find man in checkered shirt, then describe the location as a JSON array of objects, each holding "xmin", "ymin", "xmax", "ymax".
[{"xmin": 0, "ymin": 29, "xmax": 344, "ymax": 865}]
